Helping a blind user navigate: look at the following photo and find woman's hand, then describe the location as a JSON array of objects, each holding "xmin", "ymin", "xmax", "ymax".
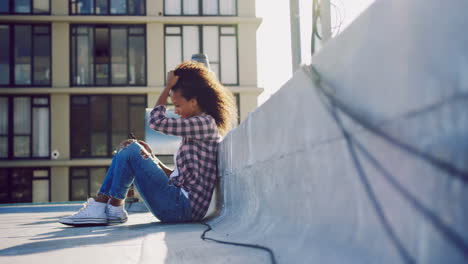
[
  {"xmin": 166, "ymin": 70, "xmax": 179, "ymax": 90},
  {"xmin": 155, "ymin": 71, "xmax": 179, "ymax": 107},
  {"xmin": 138, "ymin": 140, "xmax": 155, "ymax": 159}
]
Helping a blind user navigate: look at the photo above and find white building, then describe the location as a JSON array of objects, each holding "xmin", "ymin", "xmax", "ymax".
[{"xmin": 0, "ymin": 0, "xmax": 262, "ymax": 203}]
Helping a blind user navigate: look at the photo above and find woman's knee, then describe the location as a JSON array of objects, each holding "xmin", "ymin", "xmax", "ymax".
[{"xmin": 117, "ymin": 142, "xmax": 141, "ymax": 158}]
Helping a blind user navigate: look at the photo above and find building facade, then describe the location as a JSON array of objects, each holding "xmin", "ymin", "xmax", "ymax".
[{"xmin": 0, "ymin": 0, "xmax": 262, "ymax": 204}]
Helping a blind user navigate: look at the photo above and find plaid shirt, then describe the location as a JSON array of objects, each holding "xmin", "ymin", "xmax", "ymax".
[{"xmin": 148, "ymin": 105, "xmax": 220, "ymax": 221}]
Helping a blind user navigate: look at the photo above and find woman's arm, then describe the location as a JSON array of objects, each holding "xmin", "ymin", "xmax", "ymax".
[
  {"xmin": 148, "ymin": 106, "xmax": 218, "ymax": 139},
  {"xmin": 155, "ymin": 71, "xmax": 179, "ymax": 108},
  {"xmin": 137, "ymin": 140, "xmax": 173, "ymax": 178}
]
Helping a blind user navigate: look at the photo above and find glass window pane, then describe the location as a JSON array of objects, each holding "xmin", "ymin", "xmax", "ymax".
[
  {"xmin": 34, "ymin": 26, "xmax": 49, "ymax": 34},
  {"xmin": 129, "ymin": 95, "xmax": 145, "ymax": 104},
  {"xmin": 75, "ymin": 0, "xmax": 94, "ymax": 14},
  {"xmin": 33, "ymin": 107, "xmax": 49, "ymax": 157},
  {"xmin": 0, "ymin": 169, "xmax": 8, "ymax": 203},
  {"xmin": 128, "ymin": 0, "xmax": 144, "ymax": 15},
  {"xmin": 220, "ymin": 0, "xmax": 235, "ymax": 15},
  {"xmin": 165, "ymin": 36, "xmax": 182, "ymax": 79},
  {"xmin": 203, "ymin": 0, "xmax": 217, "ymax": 15},
  {"xmin": 90, "ymin": 168, "xmax": 106, "ymax": 196},
  {"xmin": 183, "ymin": 0, "xmax": 198, "ymax": 15},
  {"xmin": 0, "ymin": 97, "xmax": 7, "ymax": 134},
  {"xmin": 71, "ymin": 178, "xmax": 88, "ymax": 200},
  {"xmin": 72, "ymin": 96, "xmax": 88, "ymax": 105},
  {"xmin": 112, "ymin": 131, "xmax": 127, "ymax": 152},
  {"xmin": 111, "ymin": 0, "xmax": 126, "ymax": 14},
  {"xmin": 129, "ymin": 35, "xmax": 145, "ymax": 85},
  {"xmin": 33, "ymin": 97, "xmax": 48, "ymax": 105},
  {"xmin": 33, "ymin": 169, "xmax": 48, "ymax": 177},
  {"xmin": 33, "ymin": 35, "xmax": 51, "ymax": 85},
  {"xmin": 210, "ymin": 63, "xmax": 219, "ymax": 79},
  {"xmin": 71, "ymin": 167, "xmax": 87, "ymax": 177},
  {"xmin": 183, "ymin": 26, "xmax": 199, "ymax": 61},
  {"xmin": 91, "ymin": 132, "xmax": 107, "ymax": 156},
  {"xmin": 33, "ymin": 0, "xmax": 49, "ymax": 13},
  {"xmin": 71, "ymin": 29, "xmax": 76, "ymax": 82},
  {"xmin": 0, "ymin": 137, "xmax": 7, "ymax": 158},
  {"xmin": 15, "ymin": 0, "xmax": 31, "ymax": 13},
  {"xmin": 129, "ymin": 105, "xmax": 145, "ymax": 140},
  {"xmin": 0, "ymin": 0, "xmax": 9, "ymax": 13},
  {"xmin": 90, "ymin": 96, "xmax": 108, "ymax": 156},
  {"xmin": 33, "ymin": 179, "xmax": 49, "ymax": 202},
  {"xmin": 129, "ymin": 27, "xmax": 144, "ymax": 35},
  {"xmin": 14, "ymin": 136, "xmax": 30, "ymax": 157},
  {"xmin": 74, "ymin": 28, "xmax": 94, "ymax": 85},
  {"xmin": 111, "ymin": 96, "xmax": 128, "ymax": 131},
  {"xmin": 0, "ymin": 25, "xmax": 9, "ymax": 85},
  {"xmin": 10, "ymin": 169, "xmax": 32, "ymax": 203},
  {"xmin": 96, "ymin": 0, "xmax": 108, "ymax": 14},
  {"xmin": 111, "ymin": 96, "xmax": 128, "ymax": 148},
  {"xmin": 14, "ymin": 97, "xmax": 31, "ymax": 134},
  {"xmin": 165, "ymin": 26, "xmax": 180, "ymax": 35},
  {"xmin": 15, "ymin": 25, "xmax": 32, "ymax": 85},
  {"xmin": 220, "ymin": 36, "xmax": 238, "ymax": 84},
  {"xmin": 203, "ymin": 26, "xmax": 219, "ymax": 62},
  {"xmin": 220, "ymin": 26, "xmax": 235, "ymax": 35},
  {"xmin": 95, "ymin": 27, "xmax": 109, "ymax": 85},
  {"xmin": 165, "ymin": 0, "xmax": 181, "ymax": 15},
  {"xmin": 71, "ymin": 98, "xmax": 90, "ymax": 157},
  {"xmin": 111, "ymin": 28, "xmax": 128, "ymax": 85}
]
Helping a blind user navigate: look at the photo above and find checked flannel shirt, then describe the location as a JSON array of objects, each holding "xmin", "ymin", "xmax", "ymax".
[{"xmin": 148, "ymin": 105, "xmax": 220, "ymax": 221}]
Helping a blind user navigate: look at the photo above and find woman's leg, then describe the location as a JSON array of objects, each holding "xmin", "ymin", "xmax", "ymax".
[
  {"xmin": 98, "ymin": 142, "xmax": 192, "ymax": 222},
  {"xmin": 95, "ymin": 150, "xmax": 122, "ymax": 203}
]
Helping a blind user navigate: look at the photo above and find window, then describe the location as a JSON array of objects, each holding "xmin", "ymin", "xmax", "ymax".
[
  {"xmin": 0, "ymin": 95, "xmax": 50, "ymax": 159},
  {"xmin": 69, "ymin": 0, "xmax": 145, "ymax": 15},
  {"xmin": 165, "ymin": 25, "xmax": 238, "ymax": 85},
  {"xmin": 164, "ymin": 0, "xmax": 236, "ymax": 16},
  {"xmin": 235, "ymin": 93, "xmax": 240, "ymax": 124},
  {"xmin": 0, "ymin": 24, "xmax": 51, "ymax": 87},
  {"xmin": 69, "ymin": 167, "xmax": 107, "ymax": 200},
  {"xmin": 71, "ymin": 25, "xmax": 146, "ymax": 86},
  {"xmin": 0, "ymin": 0, "xmax": 50, "ymax": 14},
  {"xmin": 70, "ymin": 95, "xmax": 147, "ymax": 158},
  {"xmin": 0, "ymin": 168, "xmax": 50, "ymax": 204}
]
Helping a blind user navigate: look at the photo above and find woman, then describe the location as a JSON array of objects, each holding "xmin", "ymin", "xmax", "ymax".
[{"xmin": 59, "ymin": 61, "xmax": 236, "ymax": 225}]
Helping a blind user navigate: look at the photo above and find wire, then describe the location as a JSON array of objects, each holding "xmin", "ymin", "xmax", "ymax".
[
  {"xmin": 200, "ymin": 222, "xmax": 277, "ymax": 264},
  {"xmin": 330, "ymin": 0, "xmax": 345, "ymax": 37}
]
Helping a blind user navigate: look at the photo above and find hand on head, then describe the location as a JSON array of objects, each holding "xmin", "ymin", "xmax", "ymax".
[{"xmin": 167, "ymin": 70, "xmax": 179, "ymax": 90}]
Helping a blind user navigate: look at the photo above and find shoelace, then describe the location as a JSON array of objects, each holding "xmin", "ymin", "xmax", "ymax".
[{"xmin": 73, "ymin": 201, "xmax": 91, "ymax": 217}]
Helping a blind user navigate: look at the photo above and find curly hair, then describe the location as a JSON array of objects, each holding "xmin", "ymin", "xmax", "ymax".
[{"xmin": 172, "ymin": 61, "xmax": 237, "ymax": 136}]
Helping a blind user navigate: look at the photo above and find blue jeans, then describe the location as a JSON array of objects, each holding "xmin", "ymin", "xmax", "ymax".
[{"xmin": 98, "ymin": 142, "xmax": 192, "ymax": 222}]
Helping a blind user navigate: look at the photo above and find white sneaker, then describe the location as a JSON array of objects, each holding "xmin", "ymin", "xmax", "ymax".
[
  {"xmin": 106, "ymin": 203, "xmax": 128, "ymax": 224},
  {"xmin": 59, "ymin": 198, "xmax": 108, "ymax": 226}
]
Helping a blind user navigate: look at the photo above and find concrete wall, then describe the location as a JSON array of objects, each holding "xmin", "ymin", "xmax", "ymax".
[{"xmin": 213, "ymin": 0, "xmax": 468, "ymax": 263}]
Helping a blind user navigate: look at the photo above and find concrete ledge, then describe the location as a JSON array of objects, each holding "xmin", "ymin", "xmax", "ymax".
[{"xmin": 211, "ymin": 0, "xmax": 468, "ymax": 263}]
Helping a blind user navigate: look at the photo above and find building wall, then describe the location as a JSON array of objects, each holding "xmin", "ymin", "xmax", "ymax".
[{"xmin": 0, "ymin": 0, "xmax": 262, "ymax": 203}]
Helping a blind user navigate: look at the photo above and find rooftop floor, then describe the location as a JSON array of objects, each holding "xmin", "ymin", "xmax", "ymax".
[{"xmin": 0, "ymin": 204, "xmax": 269, "ymax": 264}]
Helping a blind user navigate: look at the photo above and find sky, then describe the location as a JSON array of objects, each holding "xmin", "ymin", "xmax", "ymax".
[{"xmin": 255, "ymin": 0, "xmax": 375, "ymax": 105}]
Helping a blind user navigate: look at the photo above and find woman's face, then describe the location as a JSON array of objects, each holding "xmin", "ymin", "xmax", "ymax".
[{"xmin": 170, "ymin": 90, "xmax": 202, "ymax": 119}]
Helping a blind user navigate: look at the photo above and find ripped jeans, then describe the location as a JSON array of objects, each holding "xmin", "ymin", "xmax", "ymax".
[{"xmin": 98, "ymin": 142, "xmax": 192, "ymax": 222}]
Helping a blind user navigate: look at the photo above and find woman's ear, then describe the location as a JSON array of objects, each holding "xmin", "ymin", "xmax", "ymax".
[{"xmin": 189, "ymin": 98, "xmax": 199, "ymax": 108}]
